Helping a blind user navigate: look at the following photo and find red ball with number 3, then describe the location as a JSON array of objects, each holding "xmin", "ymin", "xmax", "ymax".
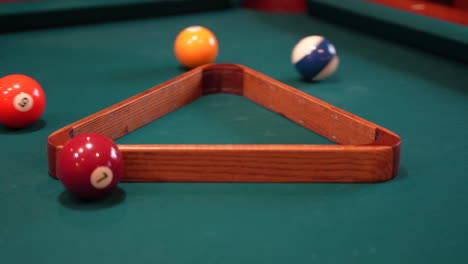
[
  {"xmin": 57, "ymin": 133, "xmax": 124, "ymax": 200},
  {"xmin": 0, "ymin": 74, "xmax": 46, "ymax": 128}
]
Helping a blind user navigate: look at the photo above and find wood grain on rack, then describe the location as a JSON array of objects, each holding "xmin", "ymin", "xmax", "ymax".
[{"xmin": 48, "ymin": 64, "xmax": 401, "ymax": 182}]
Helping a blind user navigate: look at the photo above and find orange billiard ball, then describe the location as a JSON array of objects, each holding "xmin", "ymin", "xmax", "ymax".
[
  {"xmin": 0, "ymin": 74, "xmax": 46, "ymax": 128},
  {"xmin": 174, "ymin": 26, "xmax": 218, "ymax": 69}
]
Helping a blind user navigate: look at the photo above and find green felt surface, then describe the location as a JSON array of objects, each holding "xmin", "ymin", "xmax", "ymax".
[
  {"xmin": 312, "ymin": 0, "xmax": 468, "ymax": 44},
  {"xmin": 1, "ymin": 8, "xmax": 468, "ymax": 264},
  {"xmin": 308, "ymin": 0, "xmax": 468, "ymax": 63},
  {"xmin": 117, "ymin": 94, "xmax": 334, "ymax": 145}
]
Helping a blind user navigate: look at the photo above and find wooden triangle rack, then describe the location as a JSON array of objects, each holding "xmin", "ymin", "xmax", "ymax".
[{"xmin": 48, "ymin": 64, "xmax": 401, "ymax": 182}]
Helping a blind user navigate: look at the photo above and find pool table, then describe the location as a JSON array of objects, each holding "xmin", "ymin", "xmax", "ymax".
[{"xmin": 1, "ymin": 0, "xmax": 467, "ymax": 263}]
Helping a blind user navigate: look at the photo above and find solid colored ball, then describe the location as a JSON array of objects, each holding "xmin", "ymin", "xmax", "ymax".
[
  {"xmin": 0, "ymin": 74, "xmax": 46, "ymax": 128},
  {"xmin": 174, "ymin": 26, "xmax": 218, "ymax": 69},
  {"xmin": 57, "ymin": 133, "xmax": 124, "ymax": 200},
  {"xmin": 291, "ymin": 36, "xmax": 339, "ymax": 81}
]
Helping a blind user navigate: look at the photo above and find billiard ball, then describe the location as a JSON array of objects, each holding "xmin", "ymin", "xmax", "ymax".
[
  {"xmin": 174, "ymin": 25, "xmax": 218, "ymax": 69},
  {"xmin": 291, "ymin": 35, "xmax": 339, "ymax": 81},
  {"xmin": 0, "ymin": 74, "xmax": 46, "ymax": 128},
  {"xmin": 57, "ymin": 133, "xmax": 124, "ymax": 200}
]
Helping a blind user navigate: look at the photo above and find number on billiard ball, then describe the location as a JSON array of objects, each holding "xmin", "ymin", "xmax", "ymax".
[
  {"xmin": 14, "ymin": 93, "xmax": 33, "ymax": 112},
  {"xmin": 57, "ymin": 133, "xmax": 124, "ymax": 200},
  {"xmin": 90, "ymin": 166, "xmax": 114, "ymax": 189}
]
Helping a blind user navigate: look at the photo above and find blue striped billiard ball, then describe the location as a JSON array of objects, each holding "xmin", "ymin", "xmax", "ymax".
[{"xmin": 291, "ymin": 35, "xmax": 339, "ymax": 81}]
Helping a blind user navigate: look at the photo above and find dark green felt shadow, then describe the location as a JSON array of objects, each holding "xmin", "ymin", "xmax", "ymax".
[
  {"xmin": 58, "ymin": 187, "xmax": 126, "ymax": 211},
  {"xmin": 0, "ymin": 119, "xmax": 47, "ymax": 134}
]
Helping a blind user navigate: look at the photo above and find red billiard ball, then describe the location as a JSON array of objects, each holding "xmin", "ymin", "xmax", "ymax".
[
  {"xmin": 57, "ymin": 133, "xmax": 124, "ymax": 200},
  {"xmin": 0, "ymin": 74, "xmax": 46, "ymax": 128}
]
